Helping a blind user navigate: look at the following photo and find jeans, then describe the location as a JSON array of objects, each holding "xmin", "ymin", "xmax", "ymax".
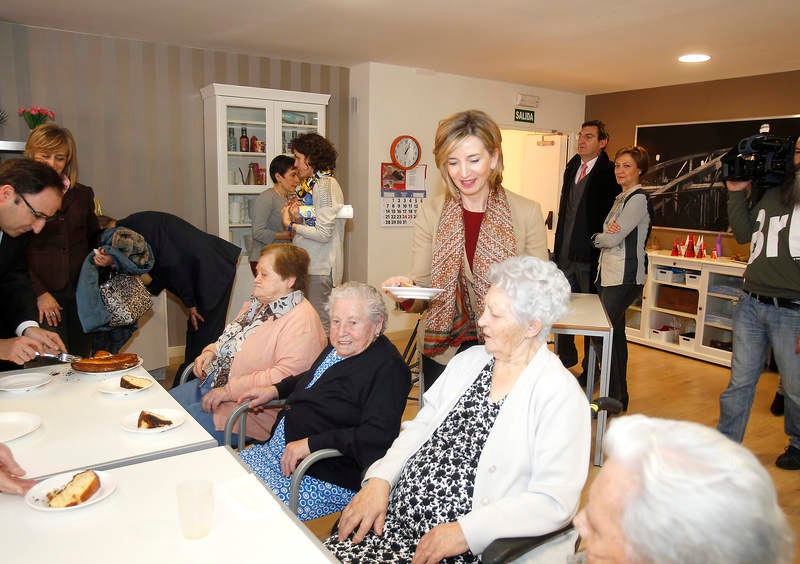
[
  {"xmin": 169, "ymin": 376, "xmax": 231, "ymax": 446},
  {"xmin": 718, "ymin": 293, "xmax": 800, "ymax": 449},
  {"xmin": 599, "ymin": 284, "xmax": 643, "ymax": 406}
]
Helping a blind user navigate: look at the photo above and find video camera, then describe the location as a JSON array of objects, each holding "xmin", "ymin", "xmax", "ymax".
[{"xmin": 720, "ymin": 134, "xmax": 797, "ymax": 188}]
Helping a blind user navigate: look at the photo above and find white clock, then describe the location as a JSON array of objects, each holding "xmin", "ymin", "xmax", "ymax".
[{"xmin": 390, "ymin": 135, "xmax": 421, "ymax": 170}]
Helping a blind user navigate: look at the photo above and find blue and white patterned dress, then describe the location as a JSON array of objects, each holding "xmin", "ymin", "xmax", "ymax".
[
  {"xmin": 239, "ymin": 349, "xmax": 357, "ymax": 521},
  {"xmin": 325, "ymin": 360, "xmax": 503, "ymax": 563}
]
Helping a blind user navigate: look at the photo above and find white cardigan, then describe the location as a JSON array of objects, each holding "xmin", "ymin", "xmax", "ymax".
[{"xmin": 364, "ymin": 344, "xmax": 590, "ymax": 555}]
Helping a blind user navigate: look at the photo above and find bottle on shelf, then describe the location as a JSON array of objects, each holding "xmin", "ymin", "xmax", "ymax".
[
  {"xmin": 249, "ymin": 134, "xmax": 258, "ymax": 153},
  {"xmin": 227, "ymin": 127, "xmax": 237, "ymax": 152},
  {"xmin": 239, "ymin": 127, "xmax": 249, "ymax": 152}
]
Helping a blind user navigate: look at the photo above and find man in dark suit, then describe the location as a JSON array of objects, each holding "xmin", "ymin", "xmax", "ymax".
[
  {"xmin": 553, "ymin": 120, "xmax": 621, "ymax": 376},
  {"xmin": 0, "ymin": 159, "xmax": 67, "ymax": 366},
  {"xmin": 102, "ymin": 212, "xmax": 241, "ymax": 379}
]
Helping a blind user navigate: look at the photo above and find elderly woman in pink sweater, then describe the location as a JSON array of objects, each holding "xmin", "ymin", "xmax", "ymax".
[{"xmin": 170, "ymin": 244, "xmax": 326, "ymax": 445}]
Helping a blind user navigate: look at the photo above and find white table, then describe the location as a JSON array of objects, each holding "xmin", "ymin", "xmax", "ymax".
[
  {"xmin": 0, "ymin": 364, "xmax": 216, "ymax": 479},
  {"xmin": 552, "ymin": 293, "xmax": 613, "ymax": 466},
  {"xmin": 0, "ymin": 446, "xmax": 337, "ymax": 563}
]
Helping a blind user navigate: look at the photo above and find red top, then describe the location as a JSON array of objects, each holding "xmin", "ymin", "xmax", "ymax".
[{"xmin": 463, "ymin": 208, "xmax": 485, "ymax": 270}]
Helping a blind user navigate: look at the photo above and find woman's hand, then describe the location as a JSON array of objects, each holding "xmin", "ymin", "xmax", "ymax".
[
  {"xmin": 605, "ymin": 221, "xmax": 621, "ymax": 234},
  {"xmin": 280, "ymin": 438, "xmax": 310, "ymax": 477},
  {"xmin": 337, "ymin": 478, "xmax": 391, "ymax": 543},
  {"xmin": 237, "ymin": 385, "xmax": 279, "ymax": 408},
  {"xmin": 92, "ymin": 248, "xmax": 113, "ymax": 268},
  {"xmin": 0, "ymin": 444, "xmax": 36, "ymax": 495},
  {"xmin": 200, "ymin": 387, "xmax": 229, "ymax": 413},
  {"xmin": 381, "ymin": 276, "xmax": 414, "ymax": 302},
  {"xmin": 412, "ymin": 522, "xmax": 469, "ymax": 564},
  {"xmin": 193, "ymin": 350, "xmax": 215, "ymax": 378},
  {"xmin": 36, "ymin": 292, "xmax": 62, "ymax": 326}
]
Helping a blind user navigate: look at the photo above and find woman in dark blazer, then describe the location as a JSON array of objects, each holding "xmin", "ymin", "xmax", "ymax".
[
  {"xmin": 25, "ymin": 124, "xmax": 100, "ymax": 356},
  {"xmin": 237, "ymin": 282, "xmax": 411, "ymax": 521}
]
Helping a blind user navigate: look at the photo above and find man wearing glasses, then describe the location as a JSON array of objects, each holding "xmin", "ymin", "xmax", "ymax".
[
  {"xmin": 0, "ymin": 159, "xmax": 66, "ymax": 367},
  {"xmin": 553, "ymin": 120, "xmax": 620, "ymax": 380}
]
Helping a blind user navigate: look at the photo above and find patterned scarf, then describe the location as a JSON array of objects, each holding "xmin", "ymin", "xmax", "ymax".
[
  {"xmin": 295, "ymin": 169, "xmax": 332, "ymax": 228},
  {"xmin": 424, "ymin": 187, "xmax": 516, "ymax": 356},
  {"xmin": 203, "ymin": 290, "xmax": 304, "ymax": 388}
]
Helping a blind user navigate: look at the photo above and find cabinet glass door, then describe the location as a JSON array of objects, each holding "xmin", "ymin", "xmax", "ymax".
[
  {"xmin": 226, "ymin": 105, "xmax": 270, "ymax": 188},
  {"xmin": 278, "ymin": 103, "xmax": 324, "ymax": 155}
]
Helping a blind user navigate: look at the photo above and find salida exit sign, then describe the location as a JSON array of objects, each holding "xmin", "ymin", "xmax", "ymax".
[{"xmin": 514, "ymin": 108, "xmax": 535, "ymax": 123}]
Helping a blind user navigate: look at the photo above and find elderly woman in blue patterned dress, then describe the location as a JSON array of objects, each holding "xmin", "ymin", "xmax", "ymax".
[
  {"xmin": 236, "ymin": 282, "xmax": 411, "ymax": 520},
  {"xmin": 326, "ymin": 256, "xmax": 591, "ymax": 563}
]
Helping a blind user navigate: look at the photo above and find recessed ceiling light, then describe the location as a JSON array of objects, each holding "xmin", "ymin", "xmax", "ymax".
[{"xmin": 679, "ymin": 53, "xmax": 711, "ymax": 63}]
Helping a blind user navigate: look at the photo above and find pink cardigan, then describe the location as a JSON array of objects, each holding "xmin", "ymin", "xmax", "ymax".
[{"xmin": 204, "ymin": 298, "xmax": 327, "ymax": 441}]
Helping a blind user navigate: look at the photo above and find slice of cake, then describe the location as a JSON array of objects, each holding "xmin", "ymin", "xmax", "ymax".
[
  {"xmin": 137, "ymin": 410, "xmax": 173, "ymax": 429},
  {"xmin": 48, "ymin": 470, "xmax": 100, "ymax": 508},
  {"xmin": 120, "ymin": 375, "xmax": 151, "ymax": 390}
]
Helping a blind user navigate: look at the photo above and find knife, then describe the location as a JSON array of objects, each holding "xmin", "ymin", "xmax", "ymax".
[{"xmin": 34, "ymin": 352, "xmax": 83, "ymax": 363}]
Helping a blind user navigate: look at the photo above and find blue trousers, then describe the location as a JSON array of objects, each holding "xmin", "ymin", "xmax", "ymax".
[
  {"xmin": 718, "ymin": 294, "xmax": 800, "ymax": 449},
  {"xmin": 169, "ymin": 377, "xmax": 230, "ymax": 446}
]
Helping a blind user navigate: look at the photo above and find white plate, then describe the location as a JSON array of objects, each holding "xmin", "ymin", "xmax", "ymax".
[
  {"xmin": 26, "ymin": 470, "xmax": 116, "ymax": 512},
  {"xmin": 0, "ymin": 412, "xmax": 42, "ymax": 442},
  {"xmin": 383, "ymin": 286, "xmax": 445, "ymax": 301},
  {"xmin": 121, "ymin": 409, "xmax": 185, "ymax": 434},
  {"xmin": 97, "ymin": 374, "xmax": 154, "ymax": 395},
  {"xmin": 0, "ymin": 372, "xmax": 53, "ymax": 392},
  {"xmin": 71, "ymin": 358, "xmax": 143, "ymax": 376}
]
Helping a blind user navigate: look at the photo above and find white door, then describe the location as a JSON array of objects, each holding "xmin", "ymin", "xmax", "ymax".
[{"xmin": 501, "ymin": 130, "xmax": 569, "ymax": 253}]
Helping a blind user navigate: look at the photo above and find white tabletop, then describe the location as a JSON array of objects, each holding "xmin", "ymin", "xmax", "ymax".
[
  {"xmin": 553, "ymin": 293, "xmax": 611, "ymax": 332},
  {"xmin": 0, "ymin": 446, "xmax": 336, "ymax": 563},
  {"xmin": 0, "ymin": 364, "xmax": 216, "ymax": 479}
]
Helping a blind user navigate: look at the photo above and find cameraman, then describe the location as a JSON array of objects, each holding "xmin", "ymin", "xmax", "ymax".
[{"xmin": 717, "ymin": 137, "xmax": 800, "ymax": 470}]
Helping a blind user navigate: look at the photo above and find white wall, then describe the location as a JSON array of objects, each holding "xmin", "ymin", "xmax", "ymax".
[{"xmin": 348, "ymin": 62, "xmax": 585, "ymax": 331}]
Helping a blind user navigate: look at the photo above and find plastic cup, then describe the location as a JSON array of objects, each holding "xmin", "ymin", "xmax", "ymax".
[{"xmin": 176, "ymin": 480, "xmax": 213, "ymax": 539}]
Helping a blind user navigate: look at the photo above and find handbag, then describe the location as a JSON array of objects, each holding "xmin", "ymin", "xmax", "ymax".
[{"xmin": 99, "ymin": 273, "xmax": 153, "ymax": 327}]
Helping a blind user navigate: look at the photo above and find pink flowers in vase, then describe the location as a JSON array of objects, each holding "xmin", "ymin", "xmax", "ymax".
[{"xmin": 18, "ymin": 106, "xmax": 56, "ymax": 130}]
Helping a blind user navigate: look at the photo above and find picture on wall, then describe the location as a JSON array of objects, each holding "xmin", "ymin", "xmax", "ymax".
[{"xmin": 635, "ymin": 115, "xmax": 800, "ymax": 231}]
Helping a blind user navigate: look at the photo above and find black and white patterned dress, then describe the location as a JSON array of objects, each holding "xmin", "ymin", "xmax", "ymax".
[{"xmin": 325, "ymin": 361, "xmax": 503, "ymax": 563}]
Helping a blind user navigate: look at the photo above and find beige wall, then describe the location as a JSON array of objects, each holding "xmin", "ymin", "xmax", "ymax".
[
  {"xmin": 0, "ymin": 22, "xmax": 349, "ymax": 346},
  {"xmin": 585, "ymin": 69, "xmax": 800, "ymax": 156}
]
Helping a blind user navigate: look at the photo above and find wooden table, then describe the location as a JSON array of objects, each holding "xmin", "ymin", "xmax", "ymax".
[
  {"xmin": 0, "ymin": 446, "xmax": 337, "ymax": 563},
  {"xmin": 552, "ymin": 293, "xmax": 613, "ymax": 466},
  {"xmin": 0, "ymin": 364, "xmax": 216, "ymax": 479}
]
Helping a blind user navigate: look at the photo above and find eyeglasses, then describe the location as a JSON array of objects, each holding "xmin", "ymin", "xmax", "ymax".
[{"xmin": 16, "ymin": 190, "xmax": 61, "ymax": 222}]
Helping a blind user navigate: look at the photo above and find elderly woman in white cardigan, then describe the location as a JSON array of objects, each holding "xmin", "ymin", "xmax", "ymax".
[{"xmin": 325, "ymin": 256, "xmax": 590, "ymax": 563}]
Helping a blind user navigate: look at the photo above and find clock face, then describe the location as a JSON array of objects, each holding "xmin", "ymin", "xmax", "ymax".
[{"xmin": 391, "ymin": 135, "xmax": 421, "ymax": 170}]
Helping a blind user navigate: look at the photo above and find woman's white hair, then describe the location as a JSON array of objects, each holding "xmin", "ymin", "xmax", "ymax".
[
  {"xmin": 488, "ymin": 255, "xmax": 571, "ymax": 343},
  {"xmin": 605, "ymin": 415, "xmax": 794, "ymax": 564},
  {"xmin": 327, "ymin": 282, "xmax": 388, "ymax": 334}
]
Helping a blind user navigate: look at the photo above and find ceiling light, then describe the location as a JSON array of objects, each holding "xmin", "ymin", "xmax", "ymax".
[{"xmin": 678, "ymin": 53, "xmax": 711, "ymax": 63}]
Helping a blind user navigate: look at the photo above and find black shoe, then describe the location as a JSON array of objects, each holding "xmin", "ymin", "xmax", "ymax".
[
  {"xmin": 775, "ymin": 446, "xmax": 800, "ymax": 470},
  {"xmin": 770, "ymin": 392, "xmax": 785, "ymax": 416}
]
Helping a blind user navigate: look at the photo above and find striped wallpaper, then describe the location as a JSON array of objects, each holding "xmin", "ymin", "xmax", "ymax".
[{"xmin": 0, "ymin": 22, "xmax": 350, "ymax": 228}]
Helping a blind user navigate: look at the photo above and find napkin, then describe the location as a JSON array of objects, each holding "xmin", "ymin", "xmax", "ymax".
[{"xmin": 217, "ymin": 473, "xmax": 282, "ymax": 516}]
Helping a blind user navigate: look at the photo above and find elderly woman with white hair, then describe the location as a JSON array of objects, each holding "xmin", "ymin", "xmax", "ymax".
[
  {"xmin": 236, "ymin": 282, "xmax": 411, "ymax": 521},
  {"xmin": 327, "ymin": 256, "xmax": 591, "ymax": 563},
  {"xmin": 575, "ymin": 415, "xmax": 794, "ymax": 564}
]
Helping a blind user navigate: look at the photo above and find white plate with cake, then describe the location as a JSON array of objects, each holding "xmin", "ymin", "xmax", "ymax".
[
  {"xmin": 0, "ymin": 412, "xmax": 42, "ymax": 442},
  {"xmin": 26, "ymin": 469, "xmax": 116, "ymax": 512},
  {"xmin": 0, "ymin": 372, "xmax": 53, "ymax": 392},
  {"xmin": 121, "ymin": 409, "xmax": 185, "ymax": 433},
  {"xmin": 98, "ymin": 374, "xmax": 154, "ymax": 394},
  {"xmin": 382, "ymin": 286, "xmax": 445, "ymax": 301}
]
